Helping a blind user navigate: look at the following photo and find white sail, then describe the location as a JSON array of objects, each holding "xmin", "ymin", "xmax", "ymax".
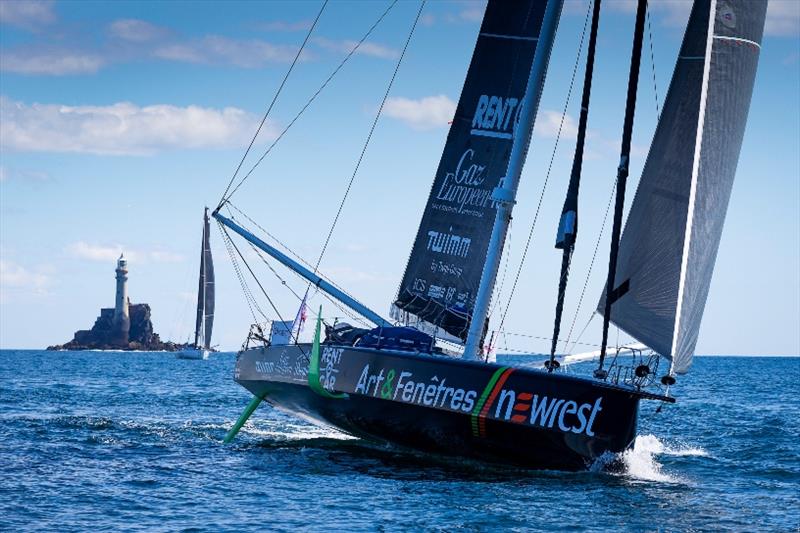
[{"xmin": 598, "ymin": 0, "xmax": 767, "ymax": 374}]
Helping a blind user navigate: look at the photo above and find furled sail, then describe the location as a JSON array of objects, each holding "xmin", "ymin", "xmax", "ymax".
[
  {"xmin": 598, "ymin": 0, "xmax": 767, "ymax": 373},
  {"xmin": 394, "ymin": 0, "xmax": 554, "ymax": 340},
  {"xmin": 194, "ymin": 208, "xmax": 215, "ymax": 349}
]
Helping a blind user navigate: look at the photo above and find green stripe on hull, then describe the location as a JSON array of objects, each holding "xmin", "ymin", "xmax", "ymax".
[{"xmin": 471, "ymin": 366, "xmax": 509, "ymax": 437}]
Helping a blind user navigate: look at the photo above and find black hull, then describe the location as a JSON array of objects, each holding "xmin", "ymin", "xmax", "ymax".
[{"xmin": 234, "ymin": 345, "xmax": 663, "ymax": 471}]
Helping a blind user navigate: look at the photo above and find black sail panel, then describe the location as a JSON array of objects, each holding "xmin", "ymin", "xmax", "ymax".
[
  {"xmin": 598, "ymin": 0, "xmax": 766, "ymax": 373},
  {"xmin": 394, "ymin": 0, "xmax": 549, "ymax": 340},
  {"xmin": 203, "ymin": 211, "xmax": 215, "ymax": 350}
]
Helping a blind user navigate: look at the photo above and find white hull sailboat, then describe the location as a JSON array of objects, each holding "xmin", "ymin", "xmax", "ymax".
[{"xmin": 177, "ymin": 208, "xmax": 215, "ymax": 360}]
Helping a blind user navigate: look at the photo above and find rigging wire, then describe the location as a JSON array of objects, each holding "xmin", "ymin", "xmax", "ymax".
[
  {"xmin": 218, "ymin": 0, "xmax": 329, "ymax": 207},
  {"xmin": 562, "ymin": 2, "xmax": 661, "ymax": 356},
  {"xmin": 218, "ymin": 222, "xmax": 265, "ymax": 324},
  {"xmin": 493, "ymin": 0, "xmax": 594, "ymax": 340},
  {"xmin": 561, "ymin": 181, "xmax": 615, "ymax": 354},
  {"xmin": 311, "ymin": 0, "xmax": 427, "ymax": 275},
  {"xmin": 500, "ymin": 331, "xmax": 601, "ymax": 349},
  {"xmin": 225, "ymin": 202, "xmax": 357, "ymax": 299},
  {"xmin": 223, "ymin": 220, "xmax": 298, "ymax": 337},
  {"xmin": 225, "ymin": 205, "xmax": 371, "ymax": 327},
  {"xmin": 488, "ymin": 219, "xmax": 513, "ymax": 319},
  {"xmin": 250, "ymin": 240, "xmax": 369, "ymax": 328},
  {"xmin": 645, "ymin": 2, "xmax": 661, "ymax": 120},
  {"xmin": 221, "ymin": 0, "xmax": 400, "ymax": 204}
]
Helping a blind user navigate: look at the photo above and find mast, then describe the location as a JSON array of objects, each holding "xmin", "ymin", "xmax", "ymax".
[
  {"xmin": 596, "ymin": 0, "xmax": 648, "ymax": 377},
  {"xmin": 194, "ymin": 209, "xmax": 208, "ymax": 348},
  {"xmin": 546, "ymin": 0, "xmax": 602, "ymax": 371},
  {"xmin": 463, "ymin": 0, "xmax": 564, "ymax": 360}
]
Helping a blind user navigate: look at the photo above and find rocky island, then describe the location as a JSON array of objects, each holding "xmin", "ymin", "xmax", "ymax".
[{"xmin": 47, "ymin": 255, "xmax": 185, "ymax": 351}]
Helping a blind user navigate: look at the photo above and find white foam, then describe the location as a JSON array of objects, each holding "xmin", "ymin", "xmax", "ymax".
[
  {"xmin": 634, "ymin": 434, "xmax": 710, "ymax": 458},
  {"xmin": 241, "ymin": 420, "xmax": 356, "ymax": 441},
  {"xmin": 592, "ymin": 434, "xmax": 708, "ymax": 483}
]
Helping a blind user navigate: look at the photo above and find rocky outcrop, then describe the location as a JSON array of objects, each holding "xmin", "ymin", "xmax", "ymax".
[{"xmin": 47, "ymin": 303, "xmax": 185, "ymax": 351}]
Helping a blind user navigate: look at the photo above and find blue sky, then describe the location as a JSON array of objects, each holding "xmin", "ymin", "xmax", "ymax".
[{"xmin": 1, "ymin": 0, "xmax": 798, "ymax": 356}]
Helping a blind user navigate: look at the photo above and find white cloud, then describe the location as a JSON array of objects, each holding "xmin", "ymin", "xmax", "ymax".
[
  {"xmin": 606, "ymin": 1, "xmax": 798, "ymax": 37},
  {"xmin": 0, "ymin": 0, "xmax": 55, "ymax": 30},
  {"xmin": 314, "ymin": 37, "xmax": 399, "ymax": 59},
  {"xmin": 259, "ymin": 20, "xmax": 312, "ymax": 32},
  {"xmin": 606, "ymin": 0, "xmax": 690, "ymax": 27},
  {"xmin": 534, "ymin": 110, "xmax": 579, "ymax": 139},
  {"xmin": 109, "ymin": 19, "xmax": 168, "ymax": 42},
  {"xmin": 442, "ymin": 1, "xmax": 487, "ymax": 24},
  {"xmin": 0, "ymin": 259, "xmax": 51, "ymax": 295},
  {"xmin": 323, "ymin": 266, "xmax": 392, "ymax": 283},
  {"xmin": 420, "ymin": 13, "xmax": 436, "ymax": 27},
  {"xmin": 0, "ymin": 166, "xmax": 50, "ymax": 182},
  {"xmin": 457, "ymin": 5, "xmax": 485, "ymax": 23},
  {"xmin": 154, "ymin": 36, "xmax": 304, "ymax": 67},
  {"xmin": 0, "ymin": 96, "xmax": 274, "ymax": 155},
  {"xmin": 766, "ymin": 0, "xmax": 800, "ymax": 37},
  {"xmin": 0, "ymin": 48, "xmax": 105, "ymax": 75},
  {"xmin": 66, "ymin": 242, "xmax": 183, "ymax": 264},
  {"xmin": 384, "ymin": 95, "xmax": 456, "ymax": 130}
]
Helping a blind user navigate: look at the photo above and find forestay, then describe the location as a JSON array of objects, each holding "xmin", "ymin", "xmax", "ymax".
[
  {"xmin": 394, "ymin": 0, "xmax": 551, "ymax": 341},
  {"xmin": 598, "ymin": 0, "xmax": 766, "ymax": 374}
]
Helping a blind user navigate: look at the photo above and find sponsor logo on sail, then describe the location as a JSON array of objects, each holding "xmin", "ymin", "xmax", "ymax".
[
  {"xmin": 435, "ymin": 149, "xmax": 498, "ymax": 216},
  {"xmin": 426, "ymin": 227, "xmax": 471, "ymax": 258},
  {"xmin": 471, "ymin": 94, "xmax": 520, "ymax": 139}
]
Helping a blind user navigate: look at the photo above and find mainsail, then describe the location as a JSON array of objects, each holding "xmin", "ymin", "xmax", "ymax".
[
  {"xmin": 194, "ymin": 208, "xmax": 215, "ymax": 349},
  {"xmin": 598, "ymin": 0, "xmax": 767, "ymax": 373},
  {"xmin": 394, "ymin": 0, "xmax": 556, "ymax": 340}
]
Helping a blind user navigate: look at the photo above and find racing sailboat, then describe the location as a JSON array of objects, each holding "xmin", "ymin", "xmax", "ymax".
[
  {"xmin": 215, "ymin": 0, "xmax": 766, "ymax": 469},
  {"xmin": 178, "ymin": 208, "xmax": 215, "ymax": 360}
]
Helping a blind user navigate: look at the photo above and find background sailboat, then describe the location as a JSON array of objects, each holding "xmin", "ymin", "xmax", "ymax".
[{"xmin": 178, "ymin": 208, "xmax": 215, "ymax": 360}]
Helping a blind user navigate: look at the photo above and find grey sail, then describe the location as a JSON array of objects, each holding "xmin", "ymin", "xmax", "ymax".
[
  {"xmin": 203, "ymin": 209, "xmax": 215, "ymax": 350},
  {"xmin": 598, "ymin": 0, "xmax": 767, "ymax": 373},
  {"xmin": 394, "ymin": 0, "xmax": 556, "ymax": 341},
  {"xmin": 194, "ymin": 208, "xmax": 215, "ymax": 349}
]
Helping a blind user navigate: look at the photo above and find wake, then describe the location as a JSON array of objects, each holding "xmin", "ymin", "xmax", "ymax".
[{"xmin": 592, "ymin": 434, "xmax": 709, "ymax": 483}]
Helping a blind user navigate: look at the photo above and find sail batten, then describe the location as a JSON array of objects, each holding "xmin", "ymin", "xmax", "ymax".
[{"xmin": 598, "ymin": 0, "xmax": 767, "ymax": 374}]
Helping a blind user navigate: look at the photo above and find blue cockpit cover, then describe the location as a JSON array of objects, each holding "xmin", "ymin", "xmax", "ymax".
[{"xmin": 357, "ymin": 327, "xmax": 433, "ymax": 353}]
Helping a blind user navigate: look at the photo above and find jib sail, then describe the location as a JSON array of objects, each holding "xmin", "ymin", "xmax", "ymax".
[{"xmin": 598, "ymin": 0, "xmax": 766, "ymax": 373}]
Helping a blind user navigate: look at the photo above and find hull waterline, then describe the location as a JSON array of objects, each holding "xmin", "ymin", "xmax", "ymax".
[
  {"xmin": 232, "ymin": 344, "xmax": 666, "ymax": 471},
  {"xmin": 177, "ymin": 348, "xmax": 209, "ymax": 360}
]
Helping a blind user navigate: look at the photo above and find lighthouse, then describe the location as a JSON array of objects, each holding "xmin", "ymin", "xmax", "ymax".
[{"xmin": 112, "ymin": 254, "xmax": 130, "ymax": 344}]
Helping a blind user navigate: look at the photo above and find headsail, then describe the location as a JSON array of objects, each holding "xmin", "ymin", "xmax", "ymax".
[
  {"xmin": 598, "ymin": 0, "xmax": 767, "ymax": 373},
  {"xmin": 394, "ymin": 0, "xmax": 556, "ymax": 341},
  {"xmin": 194, "ymin": 208, "xmax": 215, "ymax": 350}
]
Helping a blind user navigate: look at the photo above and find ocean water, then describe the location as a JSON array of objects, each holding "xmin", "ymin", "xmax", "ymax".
[{"xmin": 0, "ymin": 350, "xmax": 798, "ymax": 532}]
